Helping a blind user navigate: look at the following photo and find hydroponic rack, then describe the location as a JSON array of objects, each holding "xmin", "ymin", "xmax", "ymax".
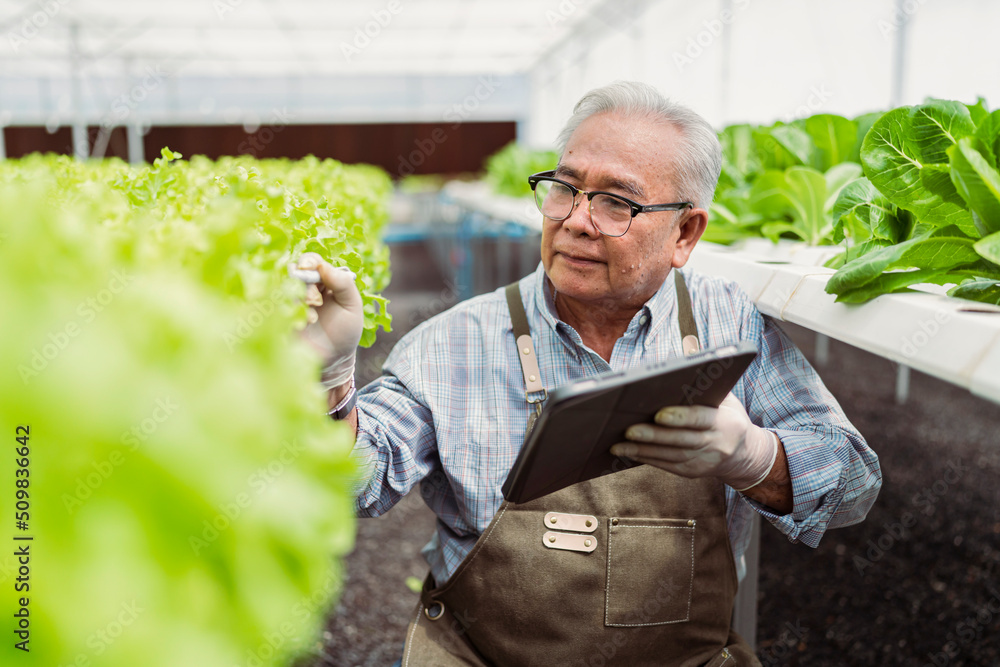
[{"xmin": 443, "ymin": 185, "xmax": 1000, "ymax": 407}]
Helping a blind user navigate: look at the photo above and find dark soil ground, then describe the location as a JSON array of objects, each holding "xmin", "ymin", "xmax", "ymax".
[{"xmin": 303, "ymin": 241, "xmax": 1000, "ymax": 667}]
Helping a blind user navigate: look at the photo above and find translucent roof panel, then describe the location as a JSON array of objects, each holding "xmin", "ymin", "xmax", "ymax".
[{"xmin": 0, "ymin": 0, "xmax": 608, "ymax": 78}]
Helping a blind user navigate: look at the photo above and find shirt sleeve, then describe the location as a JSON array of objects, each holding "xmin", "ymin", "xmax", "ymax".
[
  {"xmin": 734, "ymin": 295, "xmax": 882, "ymax": 547},
  {"xmin": 350, "ymin": 334, "xmax": 442, "ymax": 518}
]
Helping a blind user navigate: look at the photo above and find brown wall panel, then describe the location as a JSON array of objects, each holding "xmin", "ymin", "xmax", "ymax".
[
  {"xmin": 141, "ymin": 122, "xmax": 517, "ymax": 177},
  {"xmin": 4, "ymin": 127, "xmax": 73, "ymax": 158},
  {"xmin": 4, "ymin": 126, "xmax": 130, "ymax": 160},
  {"xmin": 4, "ymin": 121, "xmax": 517, "ymax": 177}
]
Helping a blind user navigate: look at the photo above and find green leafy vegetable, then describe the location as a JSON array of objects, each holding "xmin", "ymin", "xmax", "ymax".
[
  {"xmin": 826, "ymin": 226, "xmax": 981, "ymax": 300},
  {"xmin": 708, "ymin": 113, "xmax": 870, "ymax": 246},
  {"xmin": 823, "ymin": 99, "xmax": 1000, "ymax": 302},
  {"xmin": 972, "ymin": 109, "xmax": 1000, "ymax": 168},
  {"xmin": 975, "ymin": 230, "xmax": 1000, "ymax": 263},
  {"xmin": 805, "ymin": 114, "xmax": 858, "ymax": 170},
  {"xmin": 948, "ymin": 138, "xmax": 1000, "ymax": 235},
  {"xmin": 948, "ymin": 278, "xmax": 1000, "ymax": 304},
  {"xmin": 485, "ymin": 142, "xmax": 559, "ymax": 198},
  {"xmin": 861, "ymin": 103, "xmax": 976, "ymax": 234},
  {"xmin": 0, "ymin": 150, "xmax": 393, "ymax": 667}
]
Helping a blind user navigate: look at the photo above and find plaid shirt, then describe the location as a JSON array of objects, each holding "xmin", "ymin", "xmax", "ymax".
[{"xmin": 353, "ymin": 265, "xmax": 882, "ymax": 585}]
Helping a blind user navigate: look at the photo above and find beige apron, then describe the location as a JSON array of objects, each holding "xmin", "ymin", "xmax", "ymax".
[{"xmin": 401, "ymin": 275, "xmax": 760, "ymax": 667}]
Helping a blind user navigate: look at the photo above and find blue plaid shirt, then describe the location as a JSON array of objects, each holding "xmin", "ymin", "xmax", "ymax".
[{"xmin": 353, "ymin": 265, "xmax": 881, "ymax": 585}]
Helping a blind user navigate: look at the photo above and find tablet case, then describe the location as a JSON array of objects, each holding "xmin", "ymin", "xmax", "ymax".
[{"xmin": 501, "ymin": 342, "xmax": 758, "ymax": 504}]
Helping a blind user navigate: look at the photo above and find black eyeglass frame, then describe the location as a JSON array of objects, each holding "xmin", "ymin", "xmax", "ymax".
[{"xmin": 527, "ymin": 170, "xmax": 694, "ymax": 237}]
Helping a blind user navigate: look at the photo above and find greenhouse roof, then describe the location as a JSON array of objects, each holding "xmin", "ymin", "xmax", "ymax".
[{"xmin": 0, "ymin": 0, "xmax": 620, "ymax": 77}]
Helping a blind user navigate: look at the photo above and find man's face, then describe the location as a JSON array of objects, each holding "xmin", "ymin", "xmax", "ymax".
[{"xmin": 540, "ymin": 111, "xmax": 706, "ymax": 315}]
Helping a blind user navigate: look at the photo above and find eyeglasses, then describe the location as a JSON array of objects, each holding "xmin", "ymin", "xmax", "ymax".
[{"xmin": 527, "ymin": 170, "xmax": 693, "ymax": 237}]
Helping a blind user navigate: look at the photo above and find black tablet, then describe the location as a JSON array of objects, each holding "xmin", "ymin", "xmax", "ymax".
[{"xmin": 501, "ymin": 342, "xmax": 758, "ymax": 504}]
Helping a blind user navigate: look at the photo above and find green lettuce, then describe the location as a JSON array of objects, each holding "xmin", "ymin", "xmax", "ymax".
[{"xmin": 0, "ymin": 149, "xmax": 392, "ymax": 667}]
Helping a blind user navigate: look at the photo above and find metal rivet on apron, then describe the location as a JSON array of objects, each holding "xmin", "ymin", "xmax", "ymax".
[
  {"xmin": 611, "ymin": 518, "xmax": 619, "ymax": 526},
  {"xmin": 544, "ymin": 512, "xmax": 598, "ymax": 532},
  {"xmin": 542, "ymin": 531, "xmax": 597, "ymax": 553},
  {"xmin": 522, "ymin": 347, "xmax": 530, "ymax": 355},
  {"xmin": 424, "ymin": 601, "xmax": 445, "ymax": 621},
  {"xmin": 688, "ymin": 519, "xmax": 695, "ymax": 527},
  {"xmin": 529, "ymin": 374, "xmax": 536, "ymax": 382}
]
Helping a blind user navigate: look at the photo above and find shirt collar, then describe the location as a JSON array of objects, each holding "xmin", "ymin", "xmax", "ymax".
[
  {"xmin": 529, "ymin": 263, "xmax": 681, "ymax": 353},
  {"xmin": 529, "ymin": 264, "xmax": 581, "ymax": 361}
]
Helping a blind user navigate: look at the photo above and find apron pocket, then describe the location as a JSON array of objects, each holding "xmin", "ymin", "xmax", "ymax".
[{"xmin": 604, "ymin": 516, "xmax": 696, "ymax": 627}]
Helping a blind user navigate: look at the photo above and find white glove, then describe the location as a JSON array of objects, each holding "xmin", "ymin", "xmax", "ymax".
[
  {"xmin": 610, "ymin": 393, "xmax": 779, "ymax": 492},
  {"xmin": 295, "ymin": 252, "xmax": 365, "ymax": 389}
]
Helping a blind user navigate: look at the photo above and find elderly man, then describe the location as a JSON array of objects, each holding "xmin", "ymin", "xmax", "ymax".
[{"xmin": 299, "ymin": 81, "xmax": 881, "ymax": 666}]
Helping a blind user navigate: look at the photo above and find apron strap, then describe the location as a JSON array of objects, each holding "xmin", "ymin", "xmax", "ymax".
[
  {"xmin": 673, "ymin": 271, "xmax": 701, "ymax": 354},
  {"xmin": 504, "ymin": 272, "xmax": 700, "ymax": 433},
  {"xmin": 505, "ymin": 283, "xmax": 546, "ymax": 397},
  {"xmin": 505, "ymin": 283, "xmax": 547, "ymax": 436}
]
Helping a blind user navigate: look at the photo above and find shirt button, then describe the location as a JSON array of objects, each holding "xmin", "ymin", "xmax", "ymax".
[{"xmin": 639, "ymin": 315, "xmax": 648, "ymax": 325}]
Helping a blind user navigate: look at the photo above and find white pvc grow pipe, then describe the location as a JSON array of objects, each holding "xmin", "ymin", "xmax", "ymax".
[{"xmin": 687, "ymin": 243, "xmax": 1000, "ymax": 406}]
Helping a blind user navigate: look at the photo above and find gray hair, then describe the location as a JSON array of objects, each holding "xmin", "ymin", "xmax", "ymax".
[{"xmin": 555, "ymin": 81, "xmax": 722, "ymax": 209}]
